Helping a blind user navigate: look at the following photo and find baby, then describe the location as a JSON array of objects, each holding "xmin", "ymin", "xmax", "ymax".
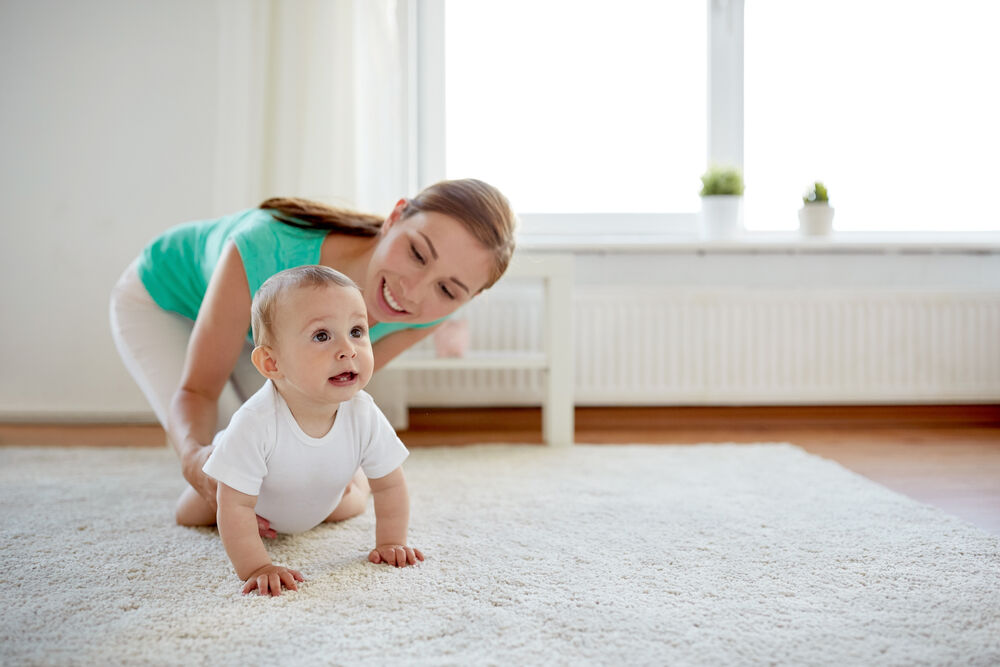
[{"xmin": 175, "ymin": 265, "xmax": 423, "ymax": 595}]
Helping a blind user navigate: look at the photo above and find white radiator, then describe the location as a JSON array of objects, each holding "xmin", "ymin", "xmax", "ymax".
[{"xmin": 403, "ymin": 286, "xmax": 1000, "ymax": 406}]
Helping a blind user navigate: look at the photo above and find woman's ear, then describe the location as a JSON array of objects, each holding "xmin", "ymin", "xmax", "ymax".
[
  {"xmin": 381, "ymin": 198, "xmax": 408, "ymax": 233},
  {"xmin": 251, "ymin": 345, "xmax": 281, "ymax": 379}
]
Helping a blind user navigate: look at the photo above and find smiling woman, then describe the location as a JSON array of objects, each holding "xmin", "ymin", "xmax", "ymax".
[{"xmin": 109, "ymin": 178, "xmax": 517, "ymax": 522}]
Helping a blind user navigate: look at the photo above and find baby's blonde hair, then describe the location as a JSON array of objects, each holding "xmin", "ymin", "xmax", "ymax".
[{"xmin": 251, "ymin": 265, "xmax": 359, "ymax": 348}]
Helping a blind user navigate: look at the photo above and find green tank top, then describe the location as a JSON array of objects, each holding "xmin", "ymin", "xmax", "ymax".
[{"xmin": 137, "ymin": 208, "xmax": 442, "ymax": 343}]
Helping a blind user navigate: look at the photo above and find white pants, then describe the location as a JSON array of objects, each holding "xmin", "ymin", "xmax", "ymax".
[{"xmin": 108, "ymin": 260, "xmax": 265, "ymax": 433}]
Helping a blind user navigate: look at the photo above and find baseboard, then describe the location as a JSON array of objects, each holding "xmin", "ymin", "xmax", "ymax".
[
  {"xmin": 3, "ymin": 404, "xmax": 998, "ymax": 447},
  {"xmin": 402, "ymin": 404, "xmax": 1000, "ymax": 431}
]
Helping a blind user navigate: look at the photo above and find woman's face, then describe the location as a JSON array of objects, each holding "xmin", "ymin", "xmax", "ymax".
[{"xmin": 364, "ymin": 205, "xmax": 495, "ymax": 324}]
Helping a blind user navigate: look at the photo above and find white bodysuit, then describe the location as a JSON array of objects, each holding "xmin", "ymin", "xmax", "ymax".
[{"xmin": 203, "ymin": 380, "xmax": 408, "ymax": 534}]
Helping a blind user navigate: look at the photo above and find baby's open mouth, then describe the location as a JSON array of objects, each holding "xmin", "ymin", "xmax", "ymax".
[{"xmin": 330, "ymin": 372, "xmax": 358, "ymax": 385}]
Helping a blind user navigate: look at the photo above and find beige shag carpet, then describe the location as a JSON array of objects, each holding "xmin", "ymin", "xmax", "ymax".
[{"xmin": 1, "ymin": 443, "xmax": 998, "ymax": 666}]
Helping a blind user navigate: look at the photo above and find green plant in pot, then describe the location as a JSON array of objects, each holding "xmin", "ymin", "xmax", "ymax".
[
  {"xmin": 699, "ymin": 164, "xmax": 745, "ymax": 240},
  {"xmin": 798, "ymin": 181, "xmax": 834, "ymax": 237}
]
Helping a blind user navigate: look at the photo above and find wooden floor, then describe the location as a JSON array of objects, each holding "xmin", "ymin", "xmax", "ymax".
[{"xmin": 3, "ymin": 405, "xmax": 999, "ymax": 535}]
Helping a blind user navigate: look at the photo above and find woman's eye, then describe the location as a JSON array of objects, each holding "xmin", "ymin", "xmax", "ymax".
[
  {"xmin": 440, "ymin": 284, "xmax": 455, "ymax": 300},
  {"xmin": 410, "ymin": 244, "xmax": 426, "ymax": 265},
  {"xmin": 350, "ymin": 326, "xmax": 366, "ymax": 338},
  {"xmin": 313, "ymin": 331, "xmax": 330, "ymax": 342}
]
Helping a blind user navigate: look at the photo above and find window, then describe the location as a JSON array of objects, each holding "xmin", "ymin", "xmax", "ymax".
[
  {"xmin": 744, "ymin": 0, "xmax": 1000, "ymax": 231},
  {"xmin": 440, "ymin": 0, "xmax": 706, "ymax": 234},
  {"xmin": 424, "ymin": 1, "xmax": 1000, "ymax": 235}
]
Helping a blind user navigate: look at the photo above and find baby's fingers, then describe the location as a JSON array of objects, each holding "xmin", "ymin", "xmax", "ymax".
[
  {"xmin": 253, "ymin": 574, "xmax": 270, "ymax": 596},
  {"xmin": 401, "ymin": 547, "xmax": 424, "ymax": 566},
  {"xmin": 368, "ymin": 549, "xmax": 382, "ymax": 564},
  {"xmin": 380, "ymin": 547, "xmax": 401, "ymax": 566},
  {"xmin": 267, "ymin": 572, "xmax": 283, "ymax": 596},
  {"xmin": 278, "ymin": 570, "xmax": 300, "ymax": 592},
  {"xmin": 248, "ymin": 573, "xmax": 274, "ymax": 596}
]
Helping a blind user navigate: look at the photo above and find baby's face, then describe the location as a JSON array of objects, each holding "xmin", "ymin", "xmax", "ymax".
[{"xmin": 269, "ymin": 283, "xmax": 375, "ymax": 407}]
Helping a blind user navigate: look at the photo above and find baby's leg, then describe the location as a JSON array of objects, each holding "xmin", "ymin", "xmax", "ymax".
[
  {"xmin": 324, "ymin": 469, "xmax": 371, "ymax": 523},
  {"xmin": 175, "ymin": 485, "xmax": 217, "ymax": 527}
]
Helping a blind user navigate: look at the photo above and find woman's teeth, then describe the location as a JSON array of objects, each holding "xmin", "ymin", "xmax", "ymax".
[{"xmin": 382, "ymin": 281, "xmax": 406, "ymax": 313}]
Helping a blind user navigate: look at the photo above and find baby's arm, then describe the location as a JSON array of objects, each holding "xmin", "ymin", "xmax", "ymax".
[
  {"xmin": 367, "ymin": 467, "xmax": 424, "ymax": 567},
  {"xmin": 216, "ymin": 483, "xmax": 304, "ymax": 595}
]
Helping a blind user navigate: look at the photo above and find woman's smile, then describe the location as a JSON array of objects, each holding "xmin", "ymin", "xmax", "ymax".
[{"xmin": 380, "ymin": 278, "xmax": 409, "ymax": 315}]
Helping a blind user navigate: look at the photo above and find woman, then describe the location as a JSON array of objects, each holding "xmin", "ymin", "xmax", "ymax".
[{"xmin": 111, "ymin": 178, "xmax": 517, "ymax": 523}]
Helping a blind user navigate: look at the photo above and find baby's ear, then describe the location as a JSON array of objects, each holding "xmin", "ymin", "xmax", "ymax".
[{"xmin": 251, "ymin": 345, "xmax": 281, "ymax": 379}]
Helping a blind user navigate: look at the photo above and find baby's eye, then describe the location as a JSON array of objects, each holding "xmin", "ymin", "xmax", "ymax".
[
  {"xmin": 440, "ymin": 284, "xmax": 455, "ymax": 300},
  {"xmin": 410, "ymin": 243, "xmax": 426, "ymax": 265},
  {"xmin": 312, "ymin": 330, "xmax": 330, "ymax": 342},
  {"xmin": 350, "ymin": 326, "xmax": 366, "ymax": 338}
]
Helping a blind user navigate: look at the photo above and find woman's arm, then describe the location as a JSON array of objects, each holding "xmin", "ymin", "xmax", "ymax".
[
  {"xmin": 371, "ymin": 325, "xmax": 438, "ymax": 372},
  {"xmin": 167, "ymin": 242, "xmax": 253, "ymax": 507}
]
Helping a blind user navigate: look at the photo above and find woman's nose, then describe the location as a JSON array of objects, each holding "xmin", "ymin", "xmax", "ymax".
[{"xmin": 398, "ymin": 273, "xmax": 432, "ymax": 302}]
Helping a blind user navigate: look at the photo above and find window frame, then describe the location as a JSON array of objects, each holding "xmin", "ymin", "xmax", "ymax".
[{"xmin": 413, "ymin": 0, "xmax": 745, "ymax": 238}]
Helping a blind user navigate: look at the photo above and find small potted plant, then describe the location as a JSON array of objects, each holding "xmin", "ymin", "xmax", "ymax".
[
  {"xmin": 699, "ymin": 164, "xmax": 745, "ymax": 240},
  {"xmin": 798, "ymin": 181, "xmax": 834, "ymax": 236}
]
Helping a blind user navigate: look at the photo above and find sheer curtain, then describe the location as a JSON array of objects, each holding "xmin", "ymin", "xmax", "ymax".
[{"xmin": 212, "ymin": 0, "xmax": 409, "ymax": 217}]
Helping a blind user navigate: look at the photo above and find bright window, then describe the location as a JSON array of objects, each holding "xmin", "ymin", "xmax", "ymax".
[
  {"xmin": 744, "ymin": 0, "xmax": 1000, "ymax": 231},
  {"xmin": 444, "ymin": 0, "xmax": 706, "ymax": 218}
]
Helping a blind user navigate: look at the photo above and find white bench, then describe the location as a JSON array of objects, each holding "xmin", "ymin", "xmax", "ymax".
[{"xmin": 383, "ymin": 253, "xmax": 575, "ymax": 446}]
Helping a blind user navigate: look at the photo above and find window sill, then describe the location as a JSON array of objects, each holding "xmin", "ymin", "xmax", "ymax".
[{"xmin": 517, "ymin": 231, "xmax": 1000, "ymax": 255}]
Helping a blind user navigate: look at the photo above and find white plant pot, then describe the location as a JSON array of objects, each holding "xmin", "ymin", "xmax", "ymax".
[
  {"xmin": 700, "ymin": 195, "xmax": 743, "ymax": 240},
  {"xmin": 798, "ymin": 203, "xmax": 835, "ymax": 237}
]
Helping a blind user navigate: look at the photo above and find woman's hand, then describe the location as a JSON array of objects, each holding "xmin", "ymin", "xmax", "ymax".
[
  {"xmin": 181, "ymin": 445, "xmax": 218, "ymax": 511},
  {"xmin": 242, "ymin": 564, "xmax": 305, "ymax": 596},
  {"xmin": 368, "ymin": 544, "xmax": 424, "ymax": 567}
]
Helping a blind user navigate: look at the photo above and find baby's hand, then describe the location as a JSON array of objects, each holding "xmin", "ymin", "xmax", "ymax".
[
  {"xmin": 368, "ymin": 544, "xmax": 424, "ymax": 567},
  {"xmin": 242, "ymin": 564, "xmax": 305, "ymax": 596}
]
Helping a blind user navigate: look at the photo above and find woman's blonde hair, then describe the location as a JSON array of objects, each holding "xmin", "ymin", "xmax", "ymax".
[
  {"xmin": 251, "ymin": 265, "xmax": 358, "ymax": 348},
  {"xmin": 260, "ymin": 178, "xmax": 517, "ymax": 291}
]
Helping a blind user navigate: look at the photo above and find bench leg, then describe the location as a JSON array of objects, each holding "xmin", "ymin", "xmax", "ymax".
[
  {"xmin": 368, "ymin": 368, "xmax": 410, "ymax": 430},
  {"xmin": 543, "ymin": 266, "xmax": 574, "ymax": 446}
]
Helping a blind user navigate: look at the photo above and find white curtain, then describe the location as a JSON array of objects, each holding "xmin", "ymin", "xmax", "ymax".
[{"xmin": 212, "ymin": 0, "xmax": 411, "ymax": 217}]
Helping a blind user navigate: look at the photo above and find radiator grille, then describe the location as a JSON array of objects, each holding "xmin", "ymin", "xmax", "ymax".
[{"xmin": 405, "ymin": 287, "xmax": 1000, "ymax": 406}]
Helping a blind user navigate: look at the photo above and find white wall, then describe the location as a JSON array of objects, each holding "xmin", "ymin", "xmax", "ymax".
[
  {"xmin": 0, "ymin": 0, "xmax": 220, "ymax": 419},
  {"xmin": 2, "ymin": 2, "xmax": 997, "ymax": 422}
]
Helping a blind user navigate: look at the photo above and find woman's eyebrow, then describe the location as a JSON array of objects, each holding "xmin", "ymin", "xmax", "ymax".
[{"xmin": 417, "ymin": 231, "xmax": 439, "ymax": 260}]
